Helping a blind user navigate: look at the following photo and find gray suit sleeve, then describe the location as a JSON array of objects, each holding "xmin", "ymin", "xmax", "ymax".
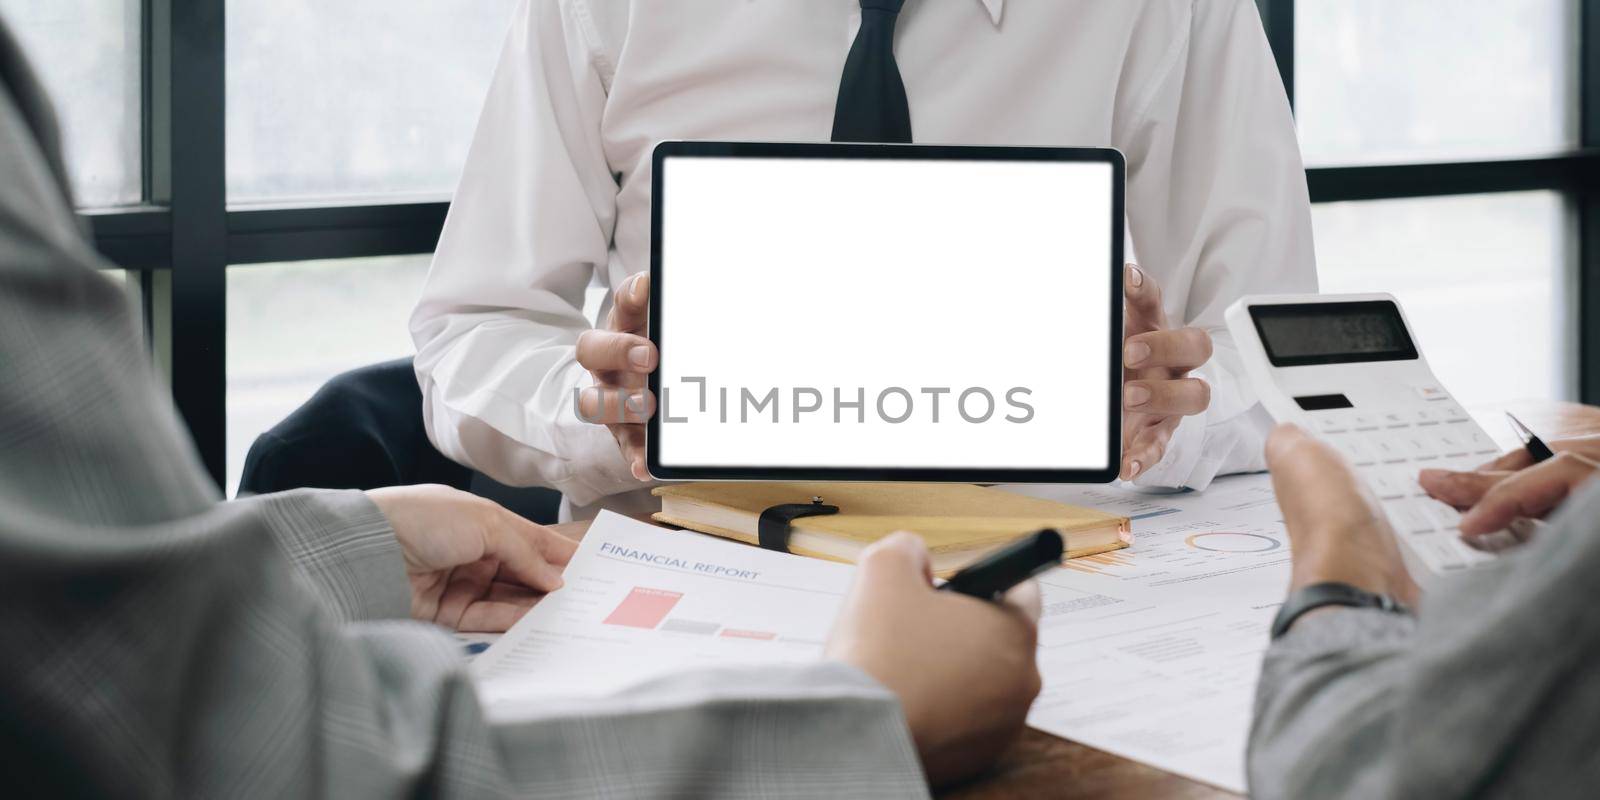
[
  {"xmin": 0, "ymin": 57, "xmax": 927, "ymax": 798},
  {"xmin": 1248, "ymin": 484, "xmax": 1600, "ymax": 799},
  {"xmin": 239, "ymin": 489, "xmax": 414, "ymax": 622}
]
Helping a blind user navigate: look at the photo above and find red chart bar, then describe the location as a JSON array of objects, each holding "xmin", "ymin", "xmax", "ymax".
[{"xmin": 603, "ymin": 587, "xmax": 684, "ymax": 629}]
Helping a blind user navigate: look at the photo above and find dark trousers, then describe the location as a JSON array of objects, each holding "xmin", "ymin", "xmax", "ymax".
[{"xmin": 239, "ymin": 358, "xmax": 561, "ymax": 524}]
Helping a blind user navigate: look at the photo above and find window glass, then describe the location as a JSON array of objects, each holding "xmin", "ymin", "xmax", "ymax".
[
  {"xmin": 1312, "ymin": 191, "xmax": 1573, "ymax": 409},
  {"xmin": 227, "ymin": 255, "xmax": 430, "ymax": 495},
  {"xmin": 0, "ymin": 0, "xmax": 142, "ymax": 207},
  {"xmin": 1296, "ymin": 0, "xmax": 1577, "ymax": 166},
  {"xmin": 226, "ymin": 0, "xmax": 519, "ymax": 202}
]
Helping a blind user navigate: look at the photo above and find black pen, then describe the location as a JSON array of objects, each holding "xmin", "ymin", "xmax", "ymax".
[
  {"xmin": 938, "ymin": 529, "xmax": 1064, "ymax": 601},
  {"xmin": 1506, "ymin": 412, "xmax": 1555, "ymax": 464}
]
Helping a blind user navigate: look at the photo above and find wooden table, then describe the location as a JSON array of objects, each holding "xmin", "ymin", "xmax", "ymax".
[{"xmin": 550, "ymin": 400, "xmax": 1600, "ymax": 800}]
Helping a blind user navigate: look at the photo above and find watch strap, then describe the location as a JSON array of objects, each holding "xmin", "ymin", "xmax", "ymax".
[{"xmin": 1270, "ymin": 581, "xmax": 1408, "ymax": 640}]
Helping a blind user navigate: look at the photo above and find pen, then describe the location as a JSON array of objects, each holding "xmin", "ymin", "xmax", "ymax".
[
  {"xmin": 1506, "ymin": 412, "xmax": 1555, "ymax": 464},
  {"xmin": 938, "ymin": 529, "xmax": 1064, "ymax": 601}
]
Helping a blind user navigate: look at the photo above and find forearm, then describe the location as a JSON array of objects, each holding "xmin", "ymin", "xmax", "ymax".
[
  {"xmin": 409, "ymin": 0, "xmax": 627, "ymax": 503},
  {"xmin": 1248, "ymin": 608, "xmax": 1414, "ymax": 800}
]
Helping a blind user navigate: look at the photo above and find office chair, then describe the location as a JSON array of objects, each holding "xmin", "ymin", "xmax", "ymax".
[{"xmin": 239, "ymin": 358, "xmax": 562, "ymax": 524}]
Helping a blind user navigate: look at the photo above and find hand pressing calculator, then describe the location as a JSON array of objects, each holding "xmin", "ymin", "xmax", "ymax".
[{"xmin": 1225, "ymin": 293, "xmax": 1501, "ymax": 576}]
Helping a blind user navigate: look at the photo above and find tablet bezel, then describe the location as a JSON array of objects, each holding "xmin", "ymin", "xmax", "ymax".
[{"xmin": 647, "ymin": 140, "xmax": 1125, "ymax": 484}]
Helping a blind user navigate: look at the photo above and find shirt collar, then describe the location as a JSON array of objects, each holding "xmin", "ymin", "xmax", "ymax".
[{"xmin": 978, "ymin": 0, "xmax": 1003, "ymax": 26}]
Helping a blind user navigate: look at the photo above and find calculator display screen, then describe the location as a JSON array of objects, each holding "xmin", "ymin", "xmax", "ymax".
[{"xmin": 1249, "ymin": 301, "xmax": 1419, "ymax": 367}]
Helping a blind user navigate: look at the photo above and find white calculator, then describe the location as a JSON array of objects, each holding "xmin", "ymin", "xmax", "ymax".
[{"xmin": 1225, "ymin": 292, "xmax": 1501, "ymax": 576}]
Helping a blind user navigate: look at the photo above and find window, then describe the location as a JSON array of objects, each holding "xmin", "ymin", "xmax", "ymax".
[
  {"xmin": 226, "ymin": 255, "xmax": 430, "ymax": 494},
  {"xmin": 1296, "ymin": 0, "xmax": 1577, "ymax": 167},
  {"xmin": 1312, "ymin": 192, "xmax": 1573, "ymax": 407},
  {"xmin": 54, "ymin": 0, "xmax": 1600, "ymax": 491},
  {"xmin": 0, "ymin": 0, "xmax": 141, "ymax": 207},
  {"xmin": 1287, "ymin": 0, "xmax": 1583, "ymax": 413},
  {"xmin": 225, "ymin": 0, "xmax": 519, "ymax": 202}
]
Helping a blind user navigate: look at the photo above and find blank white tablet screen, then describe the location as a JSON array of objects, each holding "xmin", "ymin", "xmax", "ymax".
[{"xmin": 655, "ymin": 154, "xmax": 1115, "ymax": 473}]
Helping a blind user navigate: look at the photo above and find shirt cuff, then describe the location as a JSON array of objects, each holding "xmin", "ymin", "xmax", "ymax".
[
  {"xmin": 1133, "ymin": 369, "xmax": 1274, "ymax": 491},
  {"xmin": 252, "ymin": 488, "xmax": 412, "ymax": 622},
  {"xmin": 1134, "ymin": 402, "xmax": 1213, "ymax": 489}
]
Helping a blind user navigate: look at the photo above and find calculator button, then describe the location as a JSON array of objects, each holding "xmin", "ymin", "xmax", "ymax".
[
  {"xmin": 1413, "ymin": 384, "xmax": 1450, "ymax": 401},
  {"xmin": 1343, "ymin": 437, "xmax": 1379, "ymax": 466},
  {"xmin": 1419, "ymin": 498, "xmax": 1462, "ymax": 528},
  {"xmin": 1381, "ymin": 412, "xmax": 1411, "ymax": 429},
  {"xmin": 1413, "ymin": 408, "xmax": 1443, "ymax": 426},
  {"xmin": 1462, "ymin": 428, "xmax": 1499, "ymax": 456},
  {"xmin": 1370, "ymin": 437, "xmax": 1408, "ymax": 464},
  {"xmin": 1314, "ymin": 414, "xmax": 1350, "ymax": 434},
  {"xmin": 1440, "ymin": 405, "xmax": 1470, "ymax": 422},
  {"xmin": 1384, "ymin": 500, "xmax": 1438, "ymax": 534},
  {"xmin": 1350, "ymin": 414, "xmax": 1381, "ymax": 431},
  {"xmin": 1397, "ymin": 433, "xmax": 1437, "ymax": 460},
  {"xmin": 1428, "ymin": 429, "xmax": 1472, "ymax": 458},
  {"xmin": 1365, "ymin": 468, "xmax": 1407, "ymax": 500}
]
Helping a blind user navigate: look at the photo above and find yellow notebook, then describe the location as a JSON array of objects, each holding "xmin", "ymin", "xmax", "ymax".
[{"xmin": 652, "ymin": 482, "xmax": 1131, "ymax": 577}]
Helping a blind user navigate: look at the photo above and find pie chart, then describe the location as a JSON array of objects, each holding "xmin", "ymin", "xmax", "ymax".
[{"xmin": 1185, "ymin": 532, "xmax": 1282, "ymax": 553}]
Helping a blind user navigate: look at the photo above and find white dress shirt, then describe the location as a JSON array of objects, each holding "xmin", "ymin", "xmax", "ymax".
[{"xmin": 411, "ymin": 0, "xmax": 1317, "ymax": 516}]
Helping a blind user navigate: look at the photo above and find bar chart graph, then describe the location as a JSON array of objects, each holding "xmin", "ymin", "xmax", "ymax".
[
  {"xmin": 602, "ymin": 587, "xmax": 684, "ymax": 629},
  {"xmin": 473, "ymin": 513, "xmax": 858, "ymax": 709}
]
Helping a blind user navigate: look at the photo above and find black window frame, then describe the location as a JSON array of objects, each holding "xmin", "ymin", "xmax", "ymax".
[{"xmin": 78, "ymin": 0, "xmax": 1600, "ymax": 490}]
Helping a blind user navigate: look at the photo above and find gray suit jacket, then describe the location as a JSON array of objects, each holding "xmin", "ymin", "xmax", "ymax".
[
  {"xmin": 1249, "ymin": 479, "xmax": 1600, "ymax": 798},
  {"xmin": 0, "ymin": 20, "xmax": 926, "ymax": 798}
]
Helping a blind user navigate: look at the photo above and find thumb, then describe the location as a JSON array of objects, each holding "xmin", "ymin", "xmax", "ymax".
[
  {"xmin": 859, "ymin": 531, "xmax": 934, "ymax": 589},
  {"xmin": 1265, "ymin": 423, "xmax": 1339, "ymax": 480},
  {"xmin": 530, "ymin": 523, "xmax": 580, "ymax": 567},
  {"xmin": 484, "ymin": 511, "xmax": 566, "ymax": 593}
]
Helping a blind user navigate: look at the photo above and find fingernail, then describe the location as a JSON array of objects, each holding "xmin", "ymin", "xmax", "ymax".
[
  {"xmin": 631, "ymin": 274, "xmax": 648, "ymax": 302},
  {"xmin": 1124, "ymin": 460, "xmax": 1143, "ymax": 480},
  {"xmin": 1126, "ymin": 385, "xmax": 1151, "ymax": 408},
  {"xmin": 577, "ymin": 387, "xmax": 603, "ymax": 422},
  {"xmin": 1125, "ymin": 341, "xmax": 1151, "ymax": 367},
  {"xmin": 628, "ymin": 345, "xmax": 651, "ymax": 368},
  {"xmin": 626, "ymin": 390, "xmax": 648, "ymax": 413},
  {"xmin": 1126, "ymin": 264, "xmax": 1144, "ymax": 289}
]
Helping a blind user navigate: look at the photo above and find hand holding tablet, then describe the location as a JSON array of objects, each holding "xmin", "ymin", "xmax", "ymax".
[
  {"xmin": 575, "ymin": 271, "xmax": 656, "ymax": 480},
  {"xmin": 578, "ymin": 141, "xmax": 1217, "ymax": 485}
]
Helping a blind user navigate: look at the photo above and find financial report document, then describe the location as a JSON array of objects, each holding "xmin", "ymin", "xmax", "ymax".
[
  {"xmin": 476, "ymin": 478, "xmax": 1288, "ymax": 793},
  {"xmin": 473, "ymin": 512, "xmax": 852, "ymax": 719},
  {"xmin": 1004, "ymin": 473, "xmax": 1290, "ymax": 793}
]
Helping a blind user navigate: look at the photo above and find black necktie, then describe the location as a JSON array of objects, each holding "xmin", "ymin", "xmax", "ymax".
[{"xmin": 831, "ymin": 0, "xmax": 912, "ymax": 143}]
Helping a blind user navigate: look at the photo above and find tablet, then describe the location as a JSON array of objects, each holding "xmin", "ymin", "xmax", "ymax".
[{"xmin": 647, "ymin": 141, "xmax": 1124, "ymax": 483}]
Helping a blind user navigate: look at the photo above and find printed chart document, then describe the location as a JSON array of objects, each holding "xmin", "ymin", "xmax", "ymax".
[
  {"xmin": 475, "ymin": 479, "xmax": 1290, "ymax": 793},
  {"xmin": 1003, "ymin": 473, "xmax": 1291, "ymax": 793},
  {"xmin": 473, "ymin": 511, "xmax": 852, "ymax": 719}
]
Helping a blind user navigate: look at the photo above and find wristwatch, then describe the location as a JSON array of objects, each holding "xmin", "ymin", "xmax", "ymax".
[{"xmin": 1270, "ymin": 581, "xmax": 1409, "ymax": 640}]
